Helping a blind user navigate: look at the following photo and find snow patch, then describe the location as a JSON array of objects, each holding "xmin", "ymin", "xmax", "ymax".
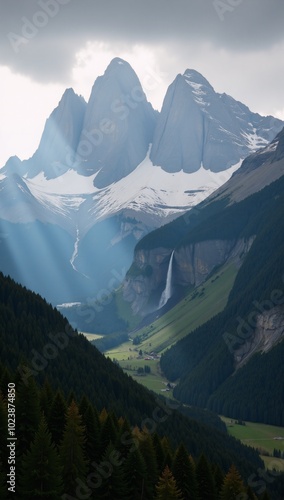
[
  {"xmin": 27, "ymin": 169, "xmax": 97, "ymax": 195},
  {"xmin": 241, "ymin": 128, "xmax": 268, "ymax": 151},
  {"xmin": 87, "ymin": 150, "xmax": 241, "ymax": 221},
  {"xmin": 11, "ymin": 149, "xmax": 242, "ymax": 230},
  {"xmin": 57, "ymin": 302, "xmax": 82, "ymax": 308},
  {"xmin": 258, "ymin": 141, "xmax": 278, "ymax": 155},
  {"xmin": 184, "ymin": 79, "xmax": 209, "ymax": 107}
]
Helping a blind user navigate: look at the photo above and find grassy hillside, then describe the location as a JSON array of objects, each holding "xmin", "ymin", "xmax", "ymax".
[
  {"xmin": 221, "ymin": 417, "xmax": 284, "ymax": 471},
  {"xmin": 104, "ymin": 261, "xmax": 237, "ymax": 398},
  {"xmin": 131, "ymin": 262, "xmax": 237, "ymax": 354}
]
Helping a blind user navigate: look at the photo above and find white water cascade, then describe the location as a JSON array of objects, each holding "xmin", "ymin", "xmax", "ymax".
[
  {"xmin": 70, "ymin": 226, "xmax": 80, "ymax": 272},
  {"xmin": 70, "ymin": 226, "xmax": 89, "ymax": 279},
  {"xmin": 159, "ymin": 251, "xmax": 174, "ymax": 309}
]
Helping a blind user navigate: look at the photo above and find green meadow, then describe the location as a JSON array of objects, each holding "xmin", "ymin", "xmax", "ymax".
[
  {"xmin": 105, "ymin": 262, "xmax": 237, "ymax": 393},
  {"xmin": 222, "ymin": 416, "xmax": 284, "ymax": 471}
]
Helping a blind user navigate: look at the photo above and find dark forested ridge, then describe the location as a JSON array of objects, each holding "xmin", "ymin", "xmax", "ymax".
[
  {"xmin": 160, "ymin": 172, "xmax": 284, "ymax": 426},
  {"xmin": 1, "ymin": 370, "xmax": 281, "ymax": 499},
  {"xmin": 0, "ymin": 270, "xmax": 272, "ymax": 498}
]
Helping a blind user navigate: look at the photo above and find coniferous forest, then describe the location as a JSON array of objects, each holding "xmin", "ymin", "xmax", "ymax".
[
  {"xmin": 1, "ymin": 124, "xmax": 284, "ymax": 500},
  {"xmin": 0, "ymin": 365, "xmax": 283, "ymax": 500},
  {"xmin": 0, "ymin": 372, "xmax": 259, "ymax": 499},
  {"xmin": 1, "ymin": 271, "xmax": 284, "ymax": 498}
]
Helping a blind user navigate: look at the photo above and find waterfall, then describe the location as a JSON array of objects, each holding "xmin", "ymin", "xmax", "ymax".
[
  {"xmin": 70, "ymin": 226, "xmax": 89, "ymax": 279},
  {"xmin": 70, "ymin": 226, "xmax": 80, "ymax": 272},
  {"xmin": 159, "ymin": 251, "xmax": 174, "ymax": 309}
]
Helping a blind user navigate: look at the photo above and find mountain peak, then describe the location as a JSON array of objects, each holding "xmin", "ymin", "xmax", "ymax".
[
  {"xmin": 59, "ymin": 87, "xmax": 86, "ymax": 106},
  {"xmin": 102, "ymin": 57, "xmax": 137, "ymax": 80},
  {"xmin": 20, "ymin": 87, "xmax": 87, "ymax": 179},
  {"xmin": 77, "ymin": 58, "xmax": 157, "ymax": 187},
  {"xmin": 108, "ymin": 57, "xmax": 128, "ymax": 67},
  {"xmin": 184, "ymin": 68, "xmax": 208, "ymax": 80},
  {"xmin": 150, "ymin": 68, "xmax": 283, "ymax": 174},
  {"xmin": 1, "ymin": 155, "xmax": 23, "ymax": 176},
  {"xmin": 183, "ymin": 69, "xmax": 214, "ymax": 92},
  {"xmin": 62, "ymin": 87, "xmax": 76, "ymax": 96}
]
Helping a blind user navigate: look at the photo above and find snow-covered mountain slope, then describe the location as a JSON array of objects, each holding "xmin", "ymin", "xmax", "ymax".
[
  {"xmin": 0, "ymin": 58, "xmax": 283, "ymax": 305},
  {"xmin": 150, "ymin": 69, "xmax": 282, "ymax": 173},
  {"xmin": 0, "ymin": 148, "xmax": 240, "ymax": 305},
  {"xmin": 0, "ymin": 148, "xmax": 240, "ymax": 237},
  {"xmin": 205, "ymin": 126, "xmax": 284, "ymax": 205}
]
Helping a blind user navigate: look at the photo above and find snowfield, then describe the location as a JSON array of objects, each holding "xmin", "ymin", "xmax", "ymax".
[{"xmin": 18, "ymin": 149, "xmax": 241, "ymax": 226}]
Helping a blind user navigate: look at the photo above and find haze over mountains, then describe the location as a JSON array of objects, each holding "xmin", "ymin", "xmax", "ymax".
[
  {"xmin": 0, "ymin": 57, "xmax": 283, "ymax": 305},
  {"xmin": 1, "ymin": 56, "xmax": 284, "ymax": 499},
  {"xmin": 123, "ymin": 126, "xmax": 284, "ymax": 317}
]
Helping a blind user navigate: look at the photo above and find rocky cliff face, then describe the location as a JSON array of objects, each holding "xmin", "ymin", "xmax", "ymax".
[
  {"xmin": 173, "ymin": 239, "xmax": 236, "ymax": 287},
  {"xmin": 150, "ymin": 69, "xmax": 283, "ymax": 173},
  {"xmin": 123, "ymin": 247, "xmax": 171, "ymax": 315},
  {"xmin": 76, "ymin": 58, "xmax": 158, "ymax": 188},
  {"xmin": 122, "ymin": 237, "xmax": 254, "ymax": 315},
  {"xmin": 21, "ymin": 89, "xmax": 86, "ymax": 179},
  {"xmin": 234, "ymin": 306, "xmax": 284, "ymax": 370}
]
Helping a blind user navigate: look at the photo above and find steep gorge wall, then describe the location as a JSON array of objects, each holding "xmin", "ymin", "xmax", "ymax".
[
  {"xmin": 122, "ymin": 237, "xmax": 255, "ymax": 315},
  {"xmin": 123, "ymin": 247, "xmax": 172, "ymax": 315},
  {"xmin": 234, "ymin": 306, "xmax": 284, "ymax": 370}
]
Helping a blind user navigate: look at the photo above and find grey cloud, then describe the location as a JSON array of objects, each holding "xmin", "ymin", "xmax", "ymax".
[{"xmin": 0, "ymin": 0, "xmax": 284, "ymax": 83}]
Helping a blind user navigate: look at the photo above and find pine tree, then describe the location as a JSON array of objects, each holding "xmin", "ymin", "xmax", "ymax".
[
  {"xmin": 19, "ymin": 415, "xmax": 63, "ymax": 499},
  {"xmin": 152, "ymin": 433, "xmax": 166, "ymax": 473},
  {"xmin": 47, "ymin": 389, "xmax": 67, "ymax": 447},
  {"xmin": 163, "ymin": 451, "xmax": 173, "ymax": 470},
  {"xmin": 211, "ymin": 463, "xmax": 224, "ymax": 495},
  {"xmin": 66, "ymin": 390, "xmax": 76, "ymax": 406},
  {"xmin": 100, "ymin": 407, "xmax": 108, "ymax": 424},
  {"xmin": 82, "ymin": 403, "xmax": 101, "ymax": 466},
  {"xmin": 99, "ymin": 412, "xmax": 118, "ymax": 458},
  {"xmin": 161, "ymin": 436, "xmax": 173, "ymax": 460},
  {"xmin": 139, "ymin": 431, "xmax": 159, "ymax": 496},
  {"xmin": 123, "ymin": 447, "xmax": 149, "ymax": 499},
  {"xmin": 161, "ymin": 435, "xmax": 173, "ymax": 470},
  {"xmin": 220, "ymin": 464, "xmax": 245, "ymax": 500},
  {"xmin": 196, "ymin": 454, "xmax": 217, "ymax": 500},
  {"xmin": 155, "ymin": 465, "xmax": 183, "ymax": 499},
  {"xmin": 116, "ymin": 417, "xmax": 136, "ymax": 461},
  {"xmin": 59, "ymin": 400, "xmax": 87, "ymax": 496},
  {"xmin": 78, "ymin": 394, "xmax": 90, "ymax": 418},
  {"xmin": 16, "ymin": 376, "xmax": 41, "ymax": 460},
  {"xmin": 172, "ymin": 443, "xmax": 197, "ymax": 499},
  {"xmin": 39, "ymin": 378, "xmax": 54, "ymax": 419},
  {"xmin": 95, "ymin": 442, "xmax": 128, "ymax": 499}
]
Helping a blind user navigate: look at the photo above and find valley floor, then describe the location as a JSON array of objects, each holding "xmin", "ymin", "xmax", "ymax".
[{"xmin": 221, "ymin": 416, "xmax": 284, "ymax": 472}]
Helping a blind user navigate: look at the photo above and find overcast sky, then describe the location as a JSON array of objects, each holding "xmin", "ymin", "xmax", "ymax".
[{"xmin": 0, "ymin": 0, "xmax": 283, "ymax": 167}]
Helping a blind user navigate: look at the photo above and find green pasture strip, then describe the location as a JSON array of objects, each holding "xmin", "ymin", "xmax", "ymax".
[
  {"xmin": 135, "ymin": 262, "xmax": 237, "ymax": 353},
  {"xmin": 222, "ymin": 416, "xmax": 284, "ymax": 458}
]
